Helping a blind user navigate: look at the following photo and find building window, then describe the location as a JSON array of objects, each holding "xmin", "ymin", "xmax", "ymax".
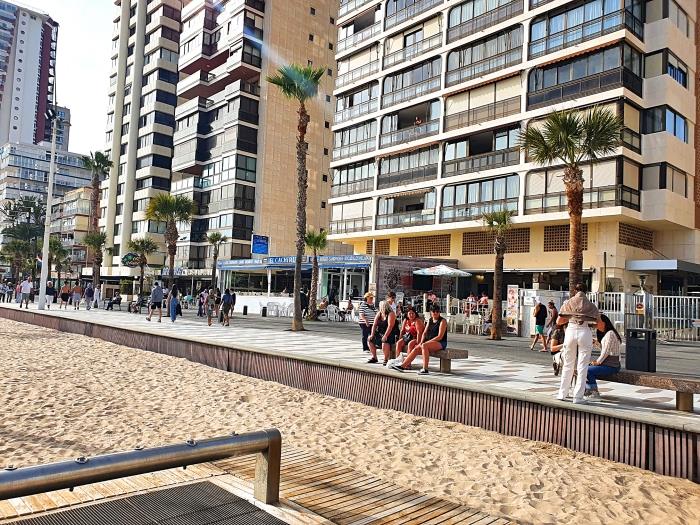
[
  {"xmin": 642, "ymin": 162, "xmax": 688, "ymax": 197},
  {"xmin": 310, "ymin": 7, "xmax": 316, "ymax": 15},
  {"xmin": 112, "ymin": 244, "xmax": 120, "ymax": 256},
  {"xmin": 308, "ymin": 34, "xmax": 314, "ymax": 41},
  {"xmin": 643, "ymin": 106, "xmax": 688, "ymax": 142}
]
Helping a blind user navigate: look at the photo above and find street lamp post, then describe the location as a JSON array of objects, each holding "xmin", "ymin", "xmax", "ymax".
[{"xmin": 37, "ymin": 108, "xmax": 59, "ymax": 310}]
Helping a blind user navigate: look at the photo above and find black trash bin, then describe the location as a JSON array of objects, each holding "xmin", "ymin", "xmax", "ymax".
[
  {"xmin": 261, "ymin": 306, "xmax": 267, "ymax": 317},
  {"xmin": 242, "ymin": 305, "xmax": 248, "ymax": 315},
  {"xmin": 625, "ymin": 328, "xmax": 656, "ymax": 372}
]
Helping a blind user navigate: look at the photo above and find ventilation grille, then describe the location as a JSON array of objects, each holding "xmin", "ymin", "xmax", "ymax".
[
  {"xmin": 618, "ymin": 223, "xmax": 653, "ymax": 250},
  {"xmin": 462, "ymin": 228, "xmax": 531, "ymax": 255},
  {"xmin": 544, "ymin": 224, "xmax": 588, "ymax": 252},
  {"xmin": 398, "ymin": 234, "xmax": 451, "ymax": 257},
  {"xmin": 366, "ymin": 239, "xmax": 390, "ymax": 255}
]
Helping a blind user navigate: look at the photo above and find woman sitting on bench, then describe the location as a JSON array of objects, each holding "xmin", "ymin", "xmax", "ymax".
[
  {"xmin": 585, "ymin": 313, "xmax": 622, "ymax": 400},
  {"xmin": 391, "ymin": 304, "xmax": 447, "ymax": 375},
  {"xmin": 367, "ymin": 300, "xmax": 399, "ymax": 365},
  {"xmin": 395, "ymin": 306, "xmax": 424, "ymax": 360}
]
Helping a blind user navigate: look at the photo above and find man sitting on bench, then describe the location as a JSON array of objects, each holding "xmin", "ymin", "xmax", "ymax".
[
  {"xmin": 391, "ymin": 304, "xmax": 447, "ymax": 375},
  {"xmin": 106, "ymin": 292, "xmax": 122, "ymax": 310}
]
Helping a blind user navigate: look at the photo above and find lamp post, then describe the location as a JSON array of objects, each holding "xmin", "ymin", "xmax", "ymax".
[{"xmin": 37, "ymin": 108, "xmax": 59, "ymax": 310}]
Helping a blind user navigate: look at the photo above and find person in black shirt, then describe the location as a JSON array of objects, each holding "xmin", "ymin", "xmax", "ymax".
[{"xmin": 530, "ymin": 298, "xmax": 548, "ymax": 352}]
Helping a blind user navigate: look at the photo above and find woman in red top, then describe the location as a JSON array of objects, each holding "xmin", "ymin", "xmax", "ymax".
[{"xmin": 395, "ymin": 307, "xmax": 424, "ymax": 359}]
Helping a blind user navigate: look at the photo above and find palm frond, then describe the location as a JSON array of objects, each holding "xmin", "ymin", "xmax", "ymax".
[
  {"xmin": 304, "ymin": 229, "xmax": 328, "ymax": 252},
  {"xmin": 207, "ymin": 232, "xmax": 228, "ymax": 245},
  {"xmin": 83, "ymin": 231, "xmax": 108, "ymax": 251},
  {"xmin": 578, "ymin": 105, "xmax": 623, "ymax": 163},
  {"xmin": 267, "ymin": 64, "xmax": 325, "ymax": 103},
  {"xmin": 541, "ymin": 110, "xmax": 582, "ymax": 165},
  {"xmin": 482, "ymin": 210, "xmax": 513, "ymax": 237},
  {"xmin": 519, "ymin": 125, "xmax": 557, "ymax": 165}
]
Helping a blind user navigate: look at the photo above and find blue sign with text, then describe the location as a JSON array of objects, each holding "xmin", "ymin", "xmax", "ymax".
[{"xmin": 251, "ymin": 234, "xmax": 269, "ymax": 255}]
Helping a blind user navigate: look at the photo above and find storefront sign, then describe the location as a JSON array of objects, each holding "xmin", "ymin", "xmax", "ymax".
[
  {"xmin": 506, "ymin": 285, "xmax": 519, "ymax": 333},
  {"xmin": 251, "ymin": 234, "xmax": 269, "ymax": 255}
]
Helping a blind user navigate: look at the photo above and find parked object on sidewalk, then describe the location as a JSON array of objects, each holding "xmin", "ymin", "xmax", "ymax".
[{"xmin": 625, "ymin": 328, "xmax": 657, "ymax": 372}]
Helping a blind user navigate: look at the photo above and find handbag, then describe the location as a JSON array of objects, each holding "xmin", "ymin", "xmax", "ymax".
[{"xmin": 401, "ymin": 332, "xmax": 412, "ymax": 344}]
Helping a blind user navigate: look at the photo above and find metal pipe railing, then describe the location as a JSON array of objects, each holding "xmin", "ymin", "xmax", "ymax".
[{"xmin": 0, "ymin": 430, "xmax": 282, "ymax": 504}]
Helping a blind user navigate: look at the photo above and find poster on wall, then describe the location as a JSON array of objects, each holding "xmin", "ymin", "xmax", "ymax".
[{"xmin": 506, "ymin": 285, "xmax": 519, "ymax": 335}]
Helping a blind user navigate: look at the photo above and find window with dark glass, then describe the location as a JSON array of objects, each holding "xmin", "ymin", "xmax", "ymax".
[
  {"xmin": 643, "ymin": 105, "xmax": 688, "ymax": 142},
  {"xmin": 383, "ymin": 57, "xmax": 441, "ymax": 93},
  {"xmin": 232, "ymin": 213, "xmax": 254, "ymax": 239}
]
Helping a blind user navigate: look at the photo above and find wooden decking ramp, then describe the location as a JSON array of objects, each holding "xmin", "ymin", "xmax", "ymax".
[{"xmin": 0, "ymin": 449, "xmax": 513, "ymax": 524}]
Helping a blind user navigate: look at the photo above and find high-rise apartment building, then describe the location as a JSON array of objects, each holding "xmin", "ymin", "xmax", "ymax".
[
  {"xmin": 100, "ymin": 0, "xmax": 182, "ymax": 277},
  {"xmin": 0, "ymin": 1, "xmax": 58, "ymax": 147},
  {"xmin": 329, "ymin": 0, "xmax": 699, "ymax": 294}
]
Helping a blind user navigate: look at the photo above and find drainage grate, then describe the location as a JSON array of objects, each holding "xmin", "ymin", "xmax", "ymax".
[{"xmin": 8, "ymin": 482, "xmax": 288, "ymax": 525}]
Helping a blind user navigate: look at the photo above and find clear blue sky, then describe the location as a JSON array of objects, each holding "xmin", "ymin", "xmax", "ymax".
[{"xmin": 24, "ymin": 0, "xmax": 113, "ymax": 154}]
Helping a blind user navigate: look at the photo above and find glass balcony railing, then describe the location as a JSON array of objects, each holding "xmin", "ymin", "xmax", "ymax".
[
  {"xmin": 385, "ymin": 0, "xmax": 443, "ymax": 30},
  {"xmin": 443, "ymin": 147, "xmax": 520, "ymax": 177},
  {"xmin": 336, "ymin": 60, "xmax": 380, "ymax": 88},
  {"xmin": 333, "ymin": 137, "xmax": 376, "ymax": 160},
  {"xmin": 337, "ymin": 22, "xmax": 382, "ymax": 53},
  {"xmin": 447, "ymin": 0, "xmax": 524, "ymax": 43},
  {"xmin": 441, "ymin": 197, "xmax": 518, "ymax": 223},
  {"xmin": 331, "ymin": 178, "xmax": 374, "ymax": 197},
  {"xmin": 382, "ymin": 75, "xmax": 440, "ymax": 107},
  {"xmin": 445, "ymin": 48, "xmax": 522, "ymax": 87},
  {"xmin": 339, "ymin": 0, "xmax": 376, "ymax": 18},
  {"xmin": 377, "ymin": 209, "xmax": 435, "ymax": 229},
  {"xmin": 384, "ymin": 33, "xmax": 442, "ymax": 68},
  {"xmin": 527, "ymin": 67, "xmax": 642, "ymax": 110},
  {"xmin": 335, "ymin": 98, "xmax": 379, "ymax": 124},
  {"xmin": 524, "ymin": 184, "xmax": 640, "ymax": 214},
  {"xmin": 379, "ymin": 119, "xmax": 439, "ymax": 148},
  {"xmin": 330, "ymin": 216, "xmax": 373, "ymax": 234},
  {"xmin": 444, "ymin": 96, "xmax": 520, "ymax": 132},
  {"xmin": 529, "ymin": 10, "xmax": 644, "ymax": 59},
  {"xmin": 377, "ymin": 164, "xmax": 437, "ymax": 189}
]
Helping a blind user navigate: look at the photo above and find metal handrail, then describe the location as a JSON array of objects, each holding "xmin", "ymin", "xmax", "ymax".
[
  {"xmin": 447, "ymin": 0, "xmax": 523, "ymax": 43},
  {"xmin": 446, "ymin": 48, "xmax": 522, "ymax": 87},
  {"xmin": 384, "ymin": 33, "xmax": 442, "ymax": 68},
  {"xmin": 0, "ymin": 431, "xmax": 282, "ymax": 504}
]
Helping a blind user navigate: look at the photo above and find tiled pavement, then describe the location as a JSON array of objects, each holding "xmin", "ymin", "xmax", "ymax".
[{"xmin": 2, "ymin": 303, "xmax": 698, "ymax": 425}]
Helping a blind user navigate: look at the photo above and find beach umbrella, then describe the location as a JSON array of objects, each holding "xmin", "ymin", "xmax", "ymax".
[{"xmin": 413, "ymin": 265, "xmax": 472, "ymax": 277}]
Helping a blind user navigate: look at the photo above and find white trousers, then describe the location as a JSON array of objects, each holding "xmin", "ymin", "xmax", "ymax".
[{"xmin": 558, "ymin": 323, "xmax": 593, "ymax": 401}]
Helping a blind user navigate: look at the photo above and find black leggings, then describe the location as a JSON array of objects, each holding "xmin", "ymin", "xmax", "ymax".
[{"xmin": 360, "ymin": 323, "xmax": 372, "ymax": 351}]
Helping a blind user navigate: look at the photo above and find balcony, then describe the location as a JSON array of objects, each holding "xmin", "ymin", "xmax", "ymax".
[
  {"xmin": 622, "ymin": 128, "xmax": 641, "ymax": 153},
  {"xmin": 335, "ymin": 98, "xmax": 378, "ymax": 124},
  {"xmin": 330, "ymin": 216, "xmax": 373, "ymax": 234},
  {"xmin": 444, "ymin": 96, "xmax": 520, "ymax": 132},
  {"xmin": 524, "ymin": 184, "xmax": 640, "ymax": 214},
  {"xmin": 380, "ymin": 118, "xmax": 439, "ymax": 148},
  {"xmin": 443, "ymin": 147, "xmax": 519, "ymax": 177},
  {"xmin": 527, "ymin": 67, "xmax": 642, "ymax": 110},
  {"xmin": 339, "ymin": 0, "xmax": 376, "ymax": 18},
  {"xmin": 441, "ymin": 197, "xmax": 518, "ymax": 223},
  {"xmin": 377, "ymin": 164, "xmax": 437, "ymax": 189},
  {"xmin": 385, "ymin": 0, "xmax": 443, "ymax": 30},
  {"xmin": 529, "ymin": 11, "xmax": 644, "ymax": 60},
  {"xmin": 445, "ymin": 48, "xmax": 521, "ymax": 87},
  {"xmin": 331, "ymin": 178, "xmax": 374, "ymax": 197},
  {"xmin": 377, "ymin": 209, "xmax": 435, "ymax": 229},
  {"xmin": 337, "ymin": 22, "xmax": 381, "ymax": 53},
  {"xmin": 384, "ymin": 33, "xmax": 441, "ymax": 69},
  {"xmin": 336, "ymin": 60, "xmax": 379, "ymax": 88},
  {"xmin": 333, "ymin": 137, "xmax": 375, "ymax": 160},
  {"xmin": 382, "ymin": 75, "xmax": 440, "ymax": 107},
  {"xmin": 530, "ymin": 0, "xmax": 554, "ymax": 7},
  {"xmin": 447, "ymin": 0, "xmax": 523, "ymax": 43}
]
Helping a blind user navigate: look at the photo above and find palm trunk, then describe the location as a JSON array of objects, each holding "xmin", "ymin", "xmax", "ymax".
[
  {"xmin": 93, "ymin": 251, "xmax": 102, "ymax": 289},
  {"xmin": 166, "ymin": 220, "xmax": 178, "ymax": 288},
  {"xmin": 491, "ymin": 241, "xmax": 505, "ymax": 340},
  {"xmin": 292, "ymin": 102, "xmax": 310, "ymax": 331},
  {"xmin": 308, "ymin": 249, "xmax": 319, "ymax": 320},
  {"xmin": 139, "ymin": 262, "xmax": 145, "ymax": 300},
  {"xmin": 564, "ymin": 166, "xmax": 584, "ymax": 293},
  {"xmin": 211, "ymin": 251, "xmax": 218, "ymax": 290},
  {"xmin": 57, "ymin": 267, "xmax": 61, "ymax": 290},
  {"xmin": 90, "ymin": 174, "xmax": 100, "ymax": 233}
]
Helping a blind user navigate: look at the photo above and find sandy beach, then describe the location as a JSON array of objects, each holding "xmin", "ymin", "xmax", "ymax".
[{"xmin": 0, "ymin": 318, "xmax": 697, "ymax": 525}]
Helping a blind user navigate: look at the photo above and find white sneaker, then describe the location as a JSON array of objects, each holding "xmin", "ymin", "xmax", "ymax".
[
  {"xmin": 572, "ymin": 398, "xmax": 587, "ymax": 404},
  {"xmin": 588, "ymin": 390, "xmax": 601, "ymax": 400}
]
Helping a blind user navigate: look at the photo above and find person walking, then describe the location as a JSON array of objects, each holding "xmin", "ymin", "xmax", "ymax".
[
  {"xmin": 168, "ymin": 284, "xmax": 180, "ymax": 323},
  {"xmin": 214, "ymin": 288, "xmax": 222, "ymax": 321},
  {"xmin": 197, "ymin": 288, "xmax": 207, "ymax": 317},
  {"xmin": 93, "ymin": 285, "xmax": 102, "ymax": 310},
  {"xmin": 358, "ymin": 292, "xmax": 376, "ymax": 353},
  {"xmin": 544, "ymin": 300, "xmax": 558, "ymax": 349},
  {"xmin": 556, "ymin": 283, "xmax": 600, "ymax": 404},
  {"xmin": 19, "ymin": 277, "xmax": 32, "ymax": 309},
  {"xmin": 5, "ymin": 281, "xmax": 12, "ymax": 302},
  {"xmin": 84, "ymin": 283, "xmax": 95, "ymax": 311},
  {"xmin": 549, "ymin": 315, "xmax": 568, "ymax": 376},
  {"xmin": 221, "ymin": 288, "xmax": 233, "ymax": 326},
  {"xmin": 206, "ymin": 288, "xmax": 216, "ymax": 326},
  {"xmin": 0, "ymin": 282, "xmax": 6, "ymax": 302},
  {"xmin": 45, "ymin": 281, "xmax": 56, "ymax": 309},
  {"xmin": 530, "ymin": 298, "xmax": 548, "ymax": 351},
  {"xmin": 146, "ymin": 281, "xmax": 164, "ymax": 322},
  {"xmin": 585, "ymin": 314, "xmax": 622, "ymax": 400},
  {"xmin": 392, "ymin": 304, "xmax": 447, "ymax": 375},
  {"xmin": 59, "ymin": 282, "xmax": 70, "ymax": 309},
  {"xmin": 367, "ymin": 300, "xmax": 398, "ymax": 365}
]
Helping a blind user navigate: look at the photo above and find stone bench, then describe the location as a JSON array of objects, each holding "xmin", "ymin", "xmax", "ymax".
[
  {"xmin": 600, "ymin": 370, "xmax": 700, "ymax": 412},
  {"xmin": 433, "ymin": 347, "xmax": 469, "ymax": 373}
]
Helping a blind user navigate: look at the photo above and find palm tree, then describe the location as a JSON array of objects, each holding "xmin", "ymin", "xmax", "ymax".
[
  {"xmin": 1, "ymin": 239, "xmax": 29, "ymax": 280},
  {"xmin": 145, "ymin": 193, "xmax": 195, "ymax": 287},
  {"xmin": 268, "ymin": 64, "xmax": 325, "ymax": 331},
  {"xmin": 55, "ymin": 254, "xmax": 71, "ymax": 289},
  {"xmin": 483, "ymin": 211, "xmax": 513, "ymax": 341},
  {"xmin": 81, "ymin": 152, "xmax": 113, "ymax": 233},
  {"xmin": 207, "ymin": 232, "xmax": 228, "ymax": 290},
  {"xmin": 48, "ymin": 236, "xmax": 68, "ymax": 281},
  {"xmin": 520, "ymin": 106, "xmax": 622, "ymax": 292},
  {"xmin": 83, "ymin": 231, "xmax": 107, "ymax": 288},
  {"xmin": 304, "ymin": 229, "xmax": 327, "ymax": 320},
  {"xmin": 128, "ymin": 236, "xmax": 159, "ymax": 300}
]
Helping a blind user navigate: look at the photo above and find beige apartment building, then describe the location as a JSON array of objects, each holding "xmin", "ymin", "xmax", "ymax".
[
  {"xmin": 329, "ymin": 0, "xmax": 699, "ymax": 295},
  {"xmin": 50, "ymin": 187, "xmax": 93, "ymax": 278}
]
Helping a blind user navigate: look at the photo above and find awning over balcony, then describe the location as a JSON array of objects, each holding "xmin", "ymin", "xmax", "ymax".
[{"xmin": 626, "ymin": 259, "xmax": 700, "ymax": 274}]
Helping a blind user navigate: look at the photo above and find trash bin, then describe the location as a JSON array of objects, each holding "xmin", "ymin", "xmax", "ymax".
[
  {"xmin": 242, "ymin": 305, "xmax": 248, "ymax": 315},
  {"xmin": 261, "ymin": 306, "xmax": 267, "ymax": 317},
  {"xmin": 625, "ymin": 328, "xmax": 656, "ymax": 372}
]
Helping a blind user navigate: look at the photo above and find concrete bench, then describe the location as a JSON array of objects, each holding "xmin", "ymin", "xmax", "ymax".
[
  {"xmin": 599, "ymin": 370, "xmax": 700, "ymax": 412},
  {"xmin": 433, "ymin": 347, "xmax": 469, "ymax": 373}
]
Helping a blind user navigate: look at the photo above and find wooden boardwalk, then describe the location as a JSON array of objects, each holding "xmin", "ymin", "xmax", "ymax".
[{"xmin": 0, "ymin": 448, "xmax": 513, "ymax": 524}]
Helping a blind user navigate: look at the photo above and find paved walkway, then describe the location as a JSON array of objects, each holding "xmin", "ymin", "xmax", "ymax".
[{"xmin": 3, "ymin": 302, "xmax": 698, "ymax": 426}]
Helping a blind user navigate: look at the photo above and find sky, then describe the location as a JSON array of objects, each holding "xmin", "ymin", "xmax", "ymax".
[{"xmin": 24, "ymin": 0, "xmax": 113, "ymax": 154}]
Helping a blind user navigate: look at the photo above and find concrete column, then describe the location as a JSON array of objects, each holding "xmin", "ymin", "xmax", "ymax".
[
  {"xmin": 267, "ymin": 269, "xmax": 271, "ymax": 297},
  {"xmin": 341, "ymin": 268, "xmax": 347, "ymax": 300}
]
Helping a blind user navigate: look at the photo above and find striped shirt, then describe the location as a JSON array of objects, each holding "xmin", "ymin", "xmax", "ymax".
[{"xmin": 358, "ymin": 302, "xmax": 376, "ymax": 325}]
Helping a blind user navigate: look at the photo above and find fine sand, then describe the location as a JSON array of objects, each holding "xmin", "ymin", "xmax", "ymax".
[{"xmin": 0, "ymin": 318, "xmax": 697, "ymax": 525}]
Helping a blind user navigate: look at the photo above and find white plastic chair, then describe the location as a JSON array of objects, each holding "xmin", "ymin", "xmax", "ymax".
[
  {"xmin": 327, "ymin": 304, "xmax": 341, "ymax": 322},
  {"xmin": 266, "ymin": 302, "xmax": 280, "ymax": 317},
  {"xmin": 450, "ymin": 313, "xmax": 465, "ymax": 333}
]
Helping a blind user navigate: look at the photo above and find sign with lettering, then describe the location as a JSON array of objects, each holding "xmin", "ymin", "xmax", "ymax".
[{"xmin": 251, "ymin": 234, "xmax": 269, "ymax": 255}]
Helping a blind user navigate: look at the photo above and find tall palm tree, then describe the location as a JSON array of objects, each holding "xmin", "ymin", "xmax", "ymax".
[
  {"xmin": 48, "ymin": 236, "xmax": 68, "ymax": 280},
  {"xmin": 483, "ymin": 211, "xmax": 513, "ymax": 341},
  {"xmin": 128, "ymin": 236, "xmax": 159, "ymax": 300},
  {"xmin": 520, "ymin": 106, "xmax": 622, "ymax": 292},
  {"xmin": 1, "ymin": 239, "xmax": 29, "ymax": 281},
  {"xmin": 81, "ymin": 152, "xmax": 113, "ymax": 233},
  {"xmin": 207, "ymin": 232, "xmax": 228, "ymax": 290},
  {"xmin": 304, "ymin": 229, "xmax": 327, "ymax": 320},
  {"xmin": 145, "ymin": 193, "xmax": 195, "ymax": 287},
  {"xmin": 268, "ymin": 64, "xmax": 325, "ymax": 331},
  {"xmin": 83, "ymin": 231, "xmax": 107, "ymax": 287},
  {"xmin": 55, "ymin": 254, "xmax": 71, "ymax": 289}
]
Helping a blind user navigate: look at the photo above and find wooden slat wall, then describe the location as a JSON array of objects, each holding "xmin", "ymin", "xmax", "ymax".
[{"xmin": 2, "ymin": 308, "xmax": 697, "ymax": 483}]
